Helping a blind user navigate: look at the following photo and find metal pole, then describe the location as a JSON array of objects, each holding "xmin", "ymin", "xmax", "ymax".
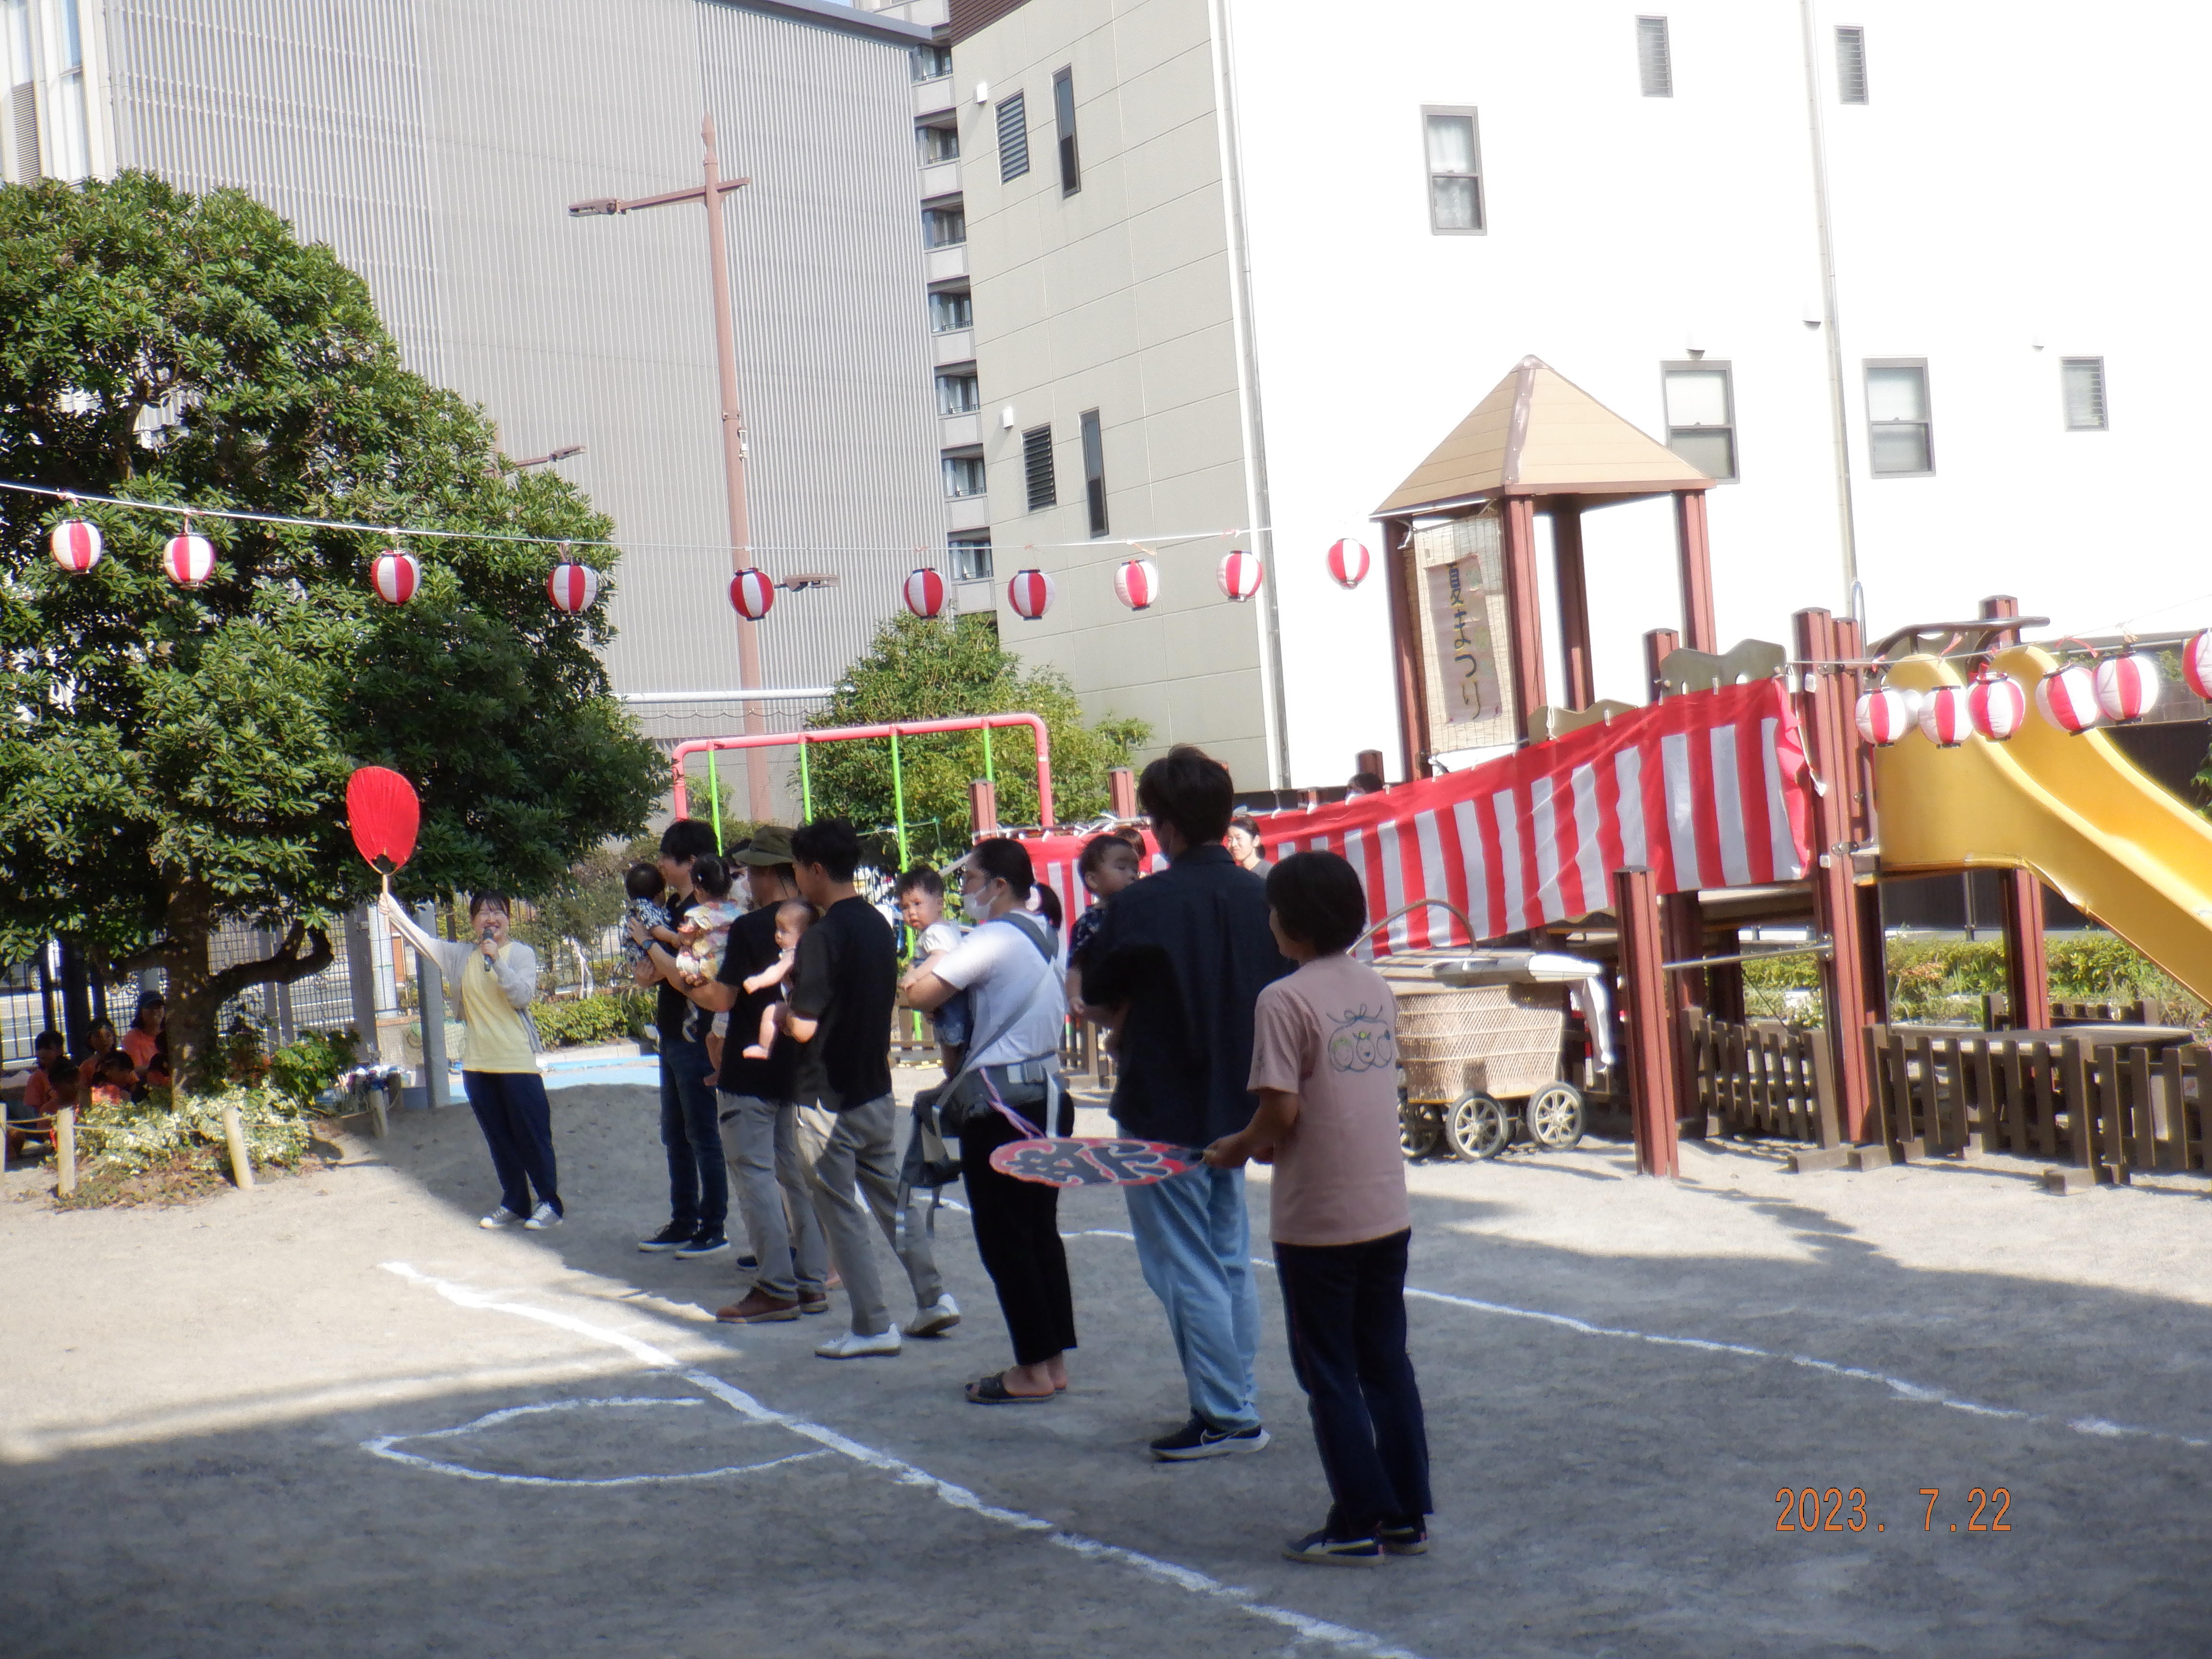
[
  {"xmin": 699, "ymin": 114, "xmax": 774, "ymax": 824},
  {"xmin": 706, "ymin": 748, "xmax": 723, "ymax": 850},
  {"xmin": 1798, "ymin": 0, "xmax": 1860, "ymax": 602},
  {"xmin": 981, "ymin": 723, "xmax": 995, "ymax": 786},
  {"xmin": 798, "ymin": 733, "xmax": 812, "ymax": 820},
  {"xmin": 413, "ymin": 900, "xmax": 450, "ymax": 1109},
  {"xmin": 890, "ymin": 730, "xmax": 910, "ymax": 869}
]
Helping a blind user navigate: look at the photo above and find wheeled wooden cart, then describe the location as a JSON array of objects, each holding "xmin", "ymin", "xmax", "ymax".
[{"xmin": 1382, "ymin": 950, "xmax": 1604, "ymax": 1161}]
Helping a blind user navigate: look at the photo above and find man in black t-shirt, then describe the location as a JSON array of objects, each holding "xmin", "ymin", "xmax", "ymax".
[
  {"xmin": 684, "ymin": 826, "xmax": 830, "ymax": 1324},
  {"xmin": 784, "ymin": 818, "xmax": 957, "ymax": 1359}
]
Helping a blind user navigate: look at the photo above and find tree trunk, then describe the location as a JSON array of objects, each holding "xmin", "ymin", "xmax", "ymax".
[{"xmin": 162, "ymin": 880, "xmax": 222, "ymax": 1094}]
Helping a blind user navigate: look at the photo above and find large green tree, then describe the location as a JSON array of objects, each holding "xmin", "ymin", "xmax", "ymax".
[
  {"xmin": 0, "ymin": 171, "xmax": 662, "ymax": 1085},
  {"xmin": 800, "ymin": 611, "xmax": 1149, "ymax": 867}
]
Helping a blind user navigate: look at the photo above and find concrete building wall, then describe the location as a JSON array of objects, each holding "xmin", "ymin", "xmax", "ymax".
[
  {"xmin": 76, "ymin": 0, "xmax": 945, "ymax": 762},
  {"xmin": 953, "ymin": 0, "xmax": 1273, "ymax": 787}
]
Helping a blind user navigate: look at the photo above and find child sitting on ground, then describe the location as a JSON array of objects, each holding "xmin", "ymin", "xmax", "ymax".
[
  {"xmin": 91, "ymin": 1049, "xmax": 141, "ymax": 1107},
  {"xmin": 1204, "ymin": 850, "xmax": 1430, "ymax": 1570},
  {"xmin": 7, "ymin": 1032, "xmax": 64, "ymax": 1161},
  {"xmin": 895, "ymin": 866, "xmax": 967, "ymax": 1070},
  {"xmin": 8, "ymin": 1058, "xmax": 78, "ymax": 1163},
  {"xmin": 620, "ymin": 862, "xmax": 671, "ymax": 969},
  {"xmin": 741, "ymin": 900, "xmax": 815, "ymax": 1059},
  {"xmin": 673, "ymin": 856, "xmax": 739, "ymax": 1042}
]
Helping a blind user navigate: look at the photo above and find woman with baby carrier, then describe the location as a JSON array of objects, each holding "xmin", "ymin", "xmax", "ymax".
[{"xmin": 902, "ymin": 837, "xmax": 1076, "ymax": 1403}]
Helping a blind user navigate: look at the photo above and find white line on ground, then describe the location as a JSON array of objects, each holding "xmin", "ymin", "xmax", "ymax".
[
  {"xmin": 1062, "ymin": 1227, "xmax": 2212, "ymax": 1453},
  {"xmin": 378, "ymin": 1262, "xmax": 1430, "ymax": 1659},
  {"xmin": 361, "ymin": 1395, "xmax": 826, "ymax": 1488}
]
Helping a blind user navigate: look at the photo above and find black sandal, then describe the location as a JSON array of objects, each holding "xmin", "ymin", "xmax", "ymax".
[{"xmin": 965, "ymin": 1372, "xmax": 1056, "ymax": 1405}]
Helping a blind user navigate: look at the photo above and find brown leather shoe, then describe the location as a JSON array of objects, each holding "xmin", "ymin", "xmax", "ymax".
[
  {"xmin": 717, "ymin": 1288, "xmax": 802, "ymax": 1323},
  {"xmin": 798, "ymin": 1290, "xmax": 830, "ymax": 1316}
]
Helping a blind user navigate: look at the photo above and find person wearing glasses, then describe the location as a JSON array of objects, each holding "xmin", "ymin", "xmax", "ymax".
[{"xmin": 381, "ymin": 890, "xmax": 562, "ymax": 1232}]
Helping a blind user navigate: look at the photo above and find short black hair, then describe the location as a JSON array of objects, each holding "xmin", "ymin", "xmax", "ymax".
[
  {"xmin": 691, "ymin": 853, "xmax": 733, "ymax": 899},
  {"xmin": 790, "ymin": 818, "xmax": 863, "ymax": 883},
  {"xmin": 34, "ymin": 1029, "xmax": 62, "ymax": 1053},
  {"xmin": 1137, "ymin": 745, "xmax": 1235, "ymax": 846},
  {"xmin": 48, "ymin": 1060, "xmax": 80, "ymax": 1089},
  {"xmin": 1110, "ymin": 824, "xmax": 1146, "ymax": 852},
  {"xmin": 1078, "ymin": 833, "xmax": 1137, "ymax": 877},
  {"xmin": 467, "ymin": 892, "xmax": 510, "ymax": 920},
  {"xmin": 660, "ymin": 818, "xmax": 720, "ymax": 863},
  {"xmin": 624, "ymin": 861, "xmax": 664, "ymax": 901},
  {"xmin": 87, "ymin": 1016, "xmax": 116, "ymax": 1041},
  {"xmin": 964, "ymin": 837, "xmax": 1034, "ymax": 898},
  {"xmin": 1346, "ymin": 770, "xmax": 1387, "ymax": 794},
  {"xmin": 896, "ymin": 866, "xmax": 944, "ymax": 900},
  {"xmin": 98, "ymin": 1050, "xmax": 136, "ymax": 1077},
  {"xmin": 1265, "ymin": 851, "xmax": 1370, "ymax": 956}
]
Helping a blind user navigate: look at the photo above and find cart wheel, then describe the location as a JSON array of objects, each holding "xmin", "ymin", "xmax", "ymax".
[
  {"xmin": 1446, "ymin": 1093, "xmax": 1512, "ymax": 1161},
  {"xmin": 1526, "ymin": 1081, "xmax": 1586, "ymax": 1151},
  {"xmin": 1398, "ymin": 1096, "xmax": 1445, "ymax": 1161}
]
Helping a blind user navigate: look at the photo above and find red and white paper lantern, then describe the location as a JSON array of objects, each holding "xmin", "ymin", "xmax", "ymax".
[
  {"xmin": 2035, "ymin": 662, "xmax": 2104, "ymax": 734},
  {"xmin": 1917, "ymin": 684, "xmax": 1974, "ymax": 748},
  {"xmin": 546, "ymin": 562, "xmax": 600, "ymax": 614},
  {"xmin": 1853, "ymin": 687, "xmax": 1914, "ymax": 746},
  {"xmin": 2093, "ymin": 651, "xmax": 2161, "ymax": 725},
  {"xmin": 48, "ymin": 519, "xmax": 102, "ymax": 572},
  {"xmin": 1325, "ymin": 539, "xmax": 1370, "ymax": 590},
  {"xmin": 902, "ymin": 566, "xmax": 947, "ymax": 620},
  {"xmin": 372, "ymin": 550, "xmax": 420, "ymax": 605},
  {"xmin": 163, "ymin": 531, "xmax": 216, "ymax": 587},
  {"xmin": 729, "ymin": 567, "xmax": 776, "ymax": 621},
  {"xmin": 1006, "ymin": 567, "xmax": 1054, "ymax": 621},
  {"xmin": 1966, "ymin": 671, "xmax": 2028, "ymax": 742},
  {"xmin": 2183, "ymin": 632, "xmax": 2212, "ymax": 703},
  {"xmin": 1217, "ymin": 548, "xmax": 1263, "ymax": 601},
  {"xmin": 1114, "ymin": 557, "xmax": 1159, "ymax": 611}
]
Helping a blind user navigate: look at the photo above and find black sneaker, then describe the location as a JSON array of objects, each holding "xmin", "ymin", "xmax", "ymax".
[
  {"xmin": 674, "ymin": 1231, "xmax": 730, "ymax": 1259},
  {"xmin": 637, "ymin": 1223, "xmax": 694, "ymax": 1252},
  {"xmin": 1378, "ymin": 1519, "xmax": 1429, "ymax": 1556},
  {"xmin": 736, "ymin": 1254, "xmax": 760, "ymax": 1271},
  {"xmin": 1148, "ymin": 1416, "xmax": 1271, "ymax": 1461},
  {"xmin": 1282, "ymin": 1527, "xmax": 1381, "ymax": 1567}
]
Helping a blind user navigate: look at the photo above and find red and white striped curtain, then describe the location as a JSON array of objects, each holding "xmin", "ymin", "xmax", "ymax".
[{"xmin": 1023, "ymin": 681, "xmax": 1812, "ymax": 959}]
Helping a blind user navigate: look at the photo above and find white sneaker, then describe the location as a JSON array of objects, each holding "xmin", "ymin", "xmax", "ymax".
[
  {"xmin": 479, "ymin": 1206, "xmax": 525, "ymax": 1230},
  {"xmin": 904, "ymin": 1294, "xmax": 961, "ymax": 1337},
  {"xmin": 523, "ymin": 1202, "xmax": 564, "ymax": 1231},
  {"xmin": 815, "ymin": 1328, "xmax": 902, "ymax": 1360}
]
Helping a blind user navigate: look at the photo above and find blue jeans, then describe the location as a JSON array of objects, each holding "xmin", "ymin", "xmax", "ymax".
[
  {"xmin": 1124, "ymin": 1164, "xmax": 1261, "ymax": 1431},
  {"xmin": 659, "ymin": 1034, "xmax": 726, "ymax": 1235}
]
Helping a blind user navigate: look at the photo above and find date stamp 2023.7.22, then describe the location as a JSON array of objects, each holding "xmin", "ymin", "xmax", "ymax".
[{"xmin": 1775, "ymin": 1487, "xmax": 2013, "ymax": 1535}]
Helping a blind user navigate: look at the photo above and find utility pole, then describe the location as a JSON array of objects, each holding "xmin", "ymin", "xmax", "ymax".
[{"xmin": 571, "ymin": 116, "xmax": 775, "ymax": 822}]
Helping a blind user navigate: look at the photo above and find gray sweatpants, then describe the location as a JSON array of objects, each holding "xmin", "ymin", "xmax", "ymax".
[
  {"xmin": 719, "ymin": 1092, "xmax": 827, "ymax": 1302},
  {"xmin": 794, "ymin": 1094, "xmax": 943, "ymax": 1337}
]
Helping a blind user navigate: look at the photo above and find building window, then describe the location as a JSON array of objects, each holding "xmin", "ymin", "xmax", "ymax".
[
  {"xmin": 2061, "ymin": 358, "xmax": 2108, "ymax": 431},
  {"xmin": 937, "ymin": 369, "xmax": 979, "ymax": 415},
  {"xmin": 942, "ymin": 454, "xmax": 986, "ymax": 498},
  {"xmin": 997, "ymin": 91, "xmax": 1029, "ymax": 182},
  {"xmin": 911, "ymin": 43, "xmax": 951, "ymax": 82},
  {"xmin": 1636, "ymin": 17, "xmax": 1673, "ymax": 97},
  {"xmin": 928, "ymin": 288, "xmax": 973, "ymax": 333},
  {"xmin": 917, "ymin": 122, "xmax": 958, "ymax": 165},
  {"xmin": 1835, "ymin": 26, "xmax": 1869, "ymax": 103},
  {"xmin": 923, "ymin": 204, "xmax": 966, "ymax": 248},
  {"xmin": 1053, "ymin": 68, "xmax": 1080, "ymax": 194},
  {"xmin": 5, "ymin": 0, "xmax": 37, "ymax": 183},
  {"xmin": 1662, "ymin": 363, "xmax": 1736, "ymax": 482},
  {"xmin": 1422, "ymin": 108, "xmax": 1484, "ymax": 234},
  {"xmin": 951, "ymin": 535, "xmax": 994, "ymax": 582},
  {"xmin": 1079, "ymin": 409, "xmax": 1107, "ymax": 535},
  {"xmin": 1022, "ymin": 425, "xmax": 1056, "ymax": 511},
  {"xmin": 1865, "ymin": 361, "xmax": 1933, "ymax": 476}
]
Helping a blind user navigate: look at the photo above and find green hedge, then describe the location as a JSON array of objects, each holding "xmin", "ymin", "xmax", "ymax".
[
  {"xmin": 533, "ymin": 989, "xmax": 654, "ymax": 1049},
  {"xmin": 1740, "ymin": 934, "xmax": 2206, "ymax": 1029}
]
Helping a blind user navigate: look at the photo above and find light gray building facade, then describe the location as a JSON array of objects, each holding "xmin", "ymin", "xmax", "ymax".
[{"xmin": 9, "ymin": 0, "xmax": 954, "ymax": 783}]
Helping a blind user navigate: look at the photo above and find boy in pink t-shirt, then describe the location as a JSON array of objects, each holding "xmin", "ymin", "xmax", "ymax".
[{"xmin": 1206, "ymin": 850, "xmax": 1431, "ymax": 1568}]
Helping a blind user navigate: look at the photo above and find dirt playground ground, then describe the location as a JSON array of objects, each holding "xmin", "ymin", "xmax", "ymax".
[{"xmin": 5, "ymin": 1074, "xmax": 2211, "ymax": 1659}]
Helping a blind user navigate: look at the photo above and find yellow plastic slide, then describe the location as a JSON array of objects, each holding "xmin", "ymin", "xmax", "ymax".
[{"xmin": 1875, "ymin": 646, "xmax": 2212, "ymax": 1005}]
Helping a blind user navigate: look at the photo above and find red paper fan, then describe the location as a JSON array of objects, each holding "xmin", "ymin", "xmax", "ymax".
[{"xmin": 347, "ymin": 766, "xmax": 420, "ymax": 872}]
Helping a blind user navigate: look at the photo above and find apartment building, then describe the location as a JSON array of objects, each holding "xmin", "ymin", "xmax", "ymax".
[
  {"xmin": 6, "ymin": 0, "xmax": 948, "ymax": 761},
  {"xmin": 945, "ymin": 0, "xmax": 2210, "ymax": 788}
]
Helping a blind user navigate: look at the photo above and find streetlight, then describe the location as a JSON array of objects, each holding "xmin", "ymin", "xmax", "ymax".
[{"xmin": 569, "ymin": 114, "xmax": 775, "ymax": 822}]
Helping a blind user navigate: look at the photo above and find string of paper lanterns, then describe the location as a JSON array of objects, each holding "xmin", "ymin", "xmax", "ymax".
[{"xmin": 1853, "ymin": 648, "xmax": 2178, "ymax": 748}]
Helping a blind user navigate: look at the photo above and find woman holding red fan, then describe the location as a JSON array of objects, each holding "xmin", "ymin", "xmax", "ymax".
[{"xmin": 380, "ymin": 891, "xmax": 564, "ymax": 1232}]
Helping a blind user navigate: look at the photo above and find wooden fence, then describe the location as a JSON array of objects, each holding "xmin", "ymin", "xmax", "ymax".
[
  {"xmin": 1978, "ymin": 993, "xmax": 2169, "ymax": 1029},
  {"xmin": 1865, "ymin": 1024, "xmax": 2209, "ymax": 1180},
  {"xmin": 1683, "ymin": 1011, "xmax": 1841, "ymax": 1147}
]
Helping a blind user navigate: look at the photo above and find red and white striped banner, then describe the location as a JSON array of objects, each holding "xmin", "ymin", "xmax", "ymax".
[{"xmin": 1022, "ymin": 681, "xmax": 1810, "ymax": 958}]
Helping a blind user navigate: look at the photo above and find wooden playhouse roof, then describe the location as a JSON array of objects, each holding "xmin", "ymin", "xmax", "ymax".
[{"xmin": 1375, "ymin": 355, "xmax": 1713, "ymax": 517}]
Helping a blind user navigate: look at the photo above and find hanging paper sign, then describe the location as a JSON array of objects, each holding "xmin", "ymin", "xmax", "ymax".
[{"xmin": 1409, "ymin": 515, "xmax": 1512, "ymax": 747}]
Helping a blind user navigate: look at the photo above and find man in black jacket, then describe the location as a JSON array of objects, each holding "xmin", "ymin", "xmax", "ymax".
[{"xmin": 1081, "ymin": 746, "xmax": 1292, "ymax": 1459}]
